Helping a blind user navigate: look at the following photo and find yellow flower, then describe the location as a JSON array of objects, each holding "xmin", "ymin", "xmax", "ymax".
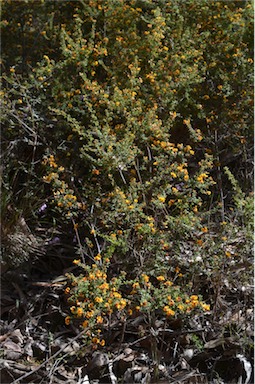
[
  {"xmin": 95, "ymin": 297, "xmax": 103, "ymax": 303},
  {"xmin": 168, "ymin": 298, "xmax": 175, "ymax": 306},
  {"xmin": 132, "ymin": 282, "xmax": 140, "ymax": 289},
  {"xmin": 76, "ymin": 307, "xmax": 83, "ymax": 317},
  {"xmin": 85, "ymin": 310, "xmax": 94, "ymax": 319},
  {"xmin": 225, "ymin": 251, "xmax": 231, "ymax": 257},
  {"xmin": 96, "ymin": 315, "xmax": 104, "ymax": 324},
  {"xmin": 166, "ymin": 309, "xmax": 175, "ymax": 317},
  {"xmin": 92, "ymin": 337, "xmax": 100, "ymax": 344},
  {"xmin": 70, "ymin": 306, "xmax": 76, "ymax": 313},
  {"xmin": 112, "ymin": 291, "xmax": 121, "ymax": 298},
  {"xmin": 183, "ymin": 118, "xmax": 190, "ymax": 126},
  {"xmin": 158, "ymin": 195, "xmax": 166, "ymax": 203},
  {"xmin": 65, "ymin": 316, "xmax": 71, "ymax": 325},
  {"xmin": 197, "ymin": 173, "xmax": 208, "ymax": 183},
  {"xmin": 141, "ymin": 274, "xmax": 149, "ymax": 283},
  {"xmin": 94, "ymin": 254, "xmax": 101, "ymax": 261},
  {"xmin": 201, "ymin": 227, "xmax": 208, "ymax": 233},
  {"xmin": 201, "ymin": 303, "xmax": 210, "ymax": 311},
  {"xmin": 73, "ymin": 259, "xmax": 81, "ymax": 265},
  {"xmin": 82, "ymin": 320, "xmax": 89, "ymax": 328},
  {"xmin": 99, "ymin": 282, "xmax": 109, "ymax": 291},
  {"xmin": 156, "ymin": 275, "xmax": 165, "ymax": 282},
  {"xmin": 100, "ymin": 339, "xmax": 105, "ymax": 347},
  {"xmin": 191, "ymin": 300, "xmax": 199, "ymax": 308}
]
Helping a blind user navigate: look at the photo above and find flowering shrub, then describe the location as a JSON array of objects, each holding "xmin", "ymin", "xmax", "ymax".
[
  {"xmin": 65, "ymin": 258, "xmax": 210, "ymax": 348},
  {"xmin": 1, "ymin": 0, "xmax": 253, "ymax": 359}
]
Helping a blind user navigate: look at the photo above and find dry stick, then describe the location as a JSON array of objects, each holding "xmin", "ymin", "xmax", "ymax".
[
  {"xmin": 214, "ymin": 129, "xmax": 225, "ymax": 221},
  {"xmin": 72, "ymin": 218, "xmax": 87, "ymax": 264},
  {"xmin": 12, "ymin": 328, "xmax": 88, "ymax": 384},
  {"xmin": 134, "ymin": 158, "xmax": 146, "ymax": 204},
  {"xmin": 10, "ymin": 111, "xmax": 36, "ymax": 136},
  {"xmin": 91, "ymin": 223, "xmax": 102, "ymax": 258},
  {"xmin": 118, "ymin": 165, "xmax": 127, "ymax": 185},
  {"xmin": 146, "ymin": 145, "xmax": 152, "ymax": 174}
]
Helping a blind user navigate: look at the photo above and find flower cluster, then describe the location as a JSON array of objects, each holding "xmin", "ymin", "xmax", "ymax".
[
  {"xmin": 65, "ymin": 260, "xmax": 210, "ymax": 348},
  {"xmin": 42, "ymin": 154, "xmax": 82, "ymax": 217}
]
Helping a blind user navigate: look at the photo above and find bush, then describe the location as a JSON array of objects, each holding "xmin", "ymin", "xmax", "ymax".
[{"xmin": 1, "ymin": 0, "xmax": 253, "ymax": 352}]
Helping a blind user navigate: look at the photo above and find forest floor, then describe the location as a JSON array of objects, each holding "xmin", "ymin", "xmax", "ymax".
[{"xmin": 1, "ymin": 243, "xmax": 254, "ymax": 384}]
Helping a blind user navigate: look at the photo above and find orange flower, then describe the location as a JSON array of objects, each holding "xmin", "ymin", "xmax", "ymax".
[
  {"xmin": 95, "ymin": 297, "xmax": 103, "ymax": 303},
  {"xmin": 94, "ymin": 254, "xmax": 101, "ymax": 261},
  {"xmin": 76, "ymin": 307, "xmax": 83, "ymax": 317},
  {"xmin": 141, "ymin": 274, "xmax": 149, "ymax": 283},
  {"xmin": 82, "ymin": 320, "xmax": 89, "ymax": 328},
  {"xmin": 96, "ymin": 315, "xmax": 104, "ymax": 324},
  {"xmin": 201, "ymin": 303, "xmax": 210, "ymax": 311},
  {"xmin": 65, "ymin": 316, "xmax": 71, "ymax": 325}
]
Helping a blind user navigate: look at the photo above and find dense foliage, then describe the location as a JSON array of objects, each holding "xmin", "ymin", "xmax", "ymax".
[{"xmin": 1, "ymin": 0, "xmax": 253, "ymax": 360}]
